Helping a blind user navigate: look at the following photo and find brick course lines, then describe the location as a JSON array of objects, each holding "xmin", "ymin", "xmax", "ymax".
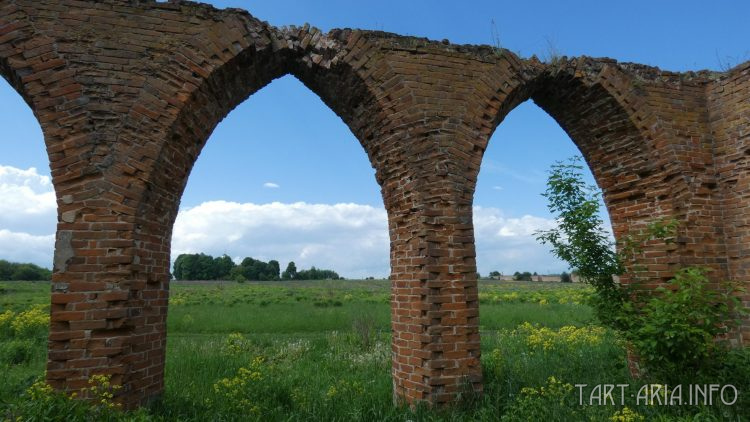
[{"xmin": 0, "ymin": 0, "xmax": 747, "ymax": 409}]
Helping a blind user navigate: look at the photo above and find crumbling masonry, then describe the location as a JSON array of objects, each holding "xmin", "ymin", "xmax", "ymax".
[{"xmin": 0, "ymin": 0, "xmax": 748, "ymax": 409}]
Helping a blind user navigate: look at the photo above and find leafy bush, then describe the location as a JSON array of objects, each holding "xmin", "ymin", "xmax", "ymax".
[
  {"xmin": 619, "ymin": 267, "xmax": 746, "ymax": 382},
  {"xmin": 230, "ymin": 267, "xmax": 247, "ymax": 283},
  {"xmin": 0, "ymin": 338, "xmax": 35, "ymax": 365},
  {"xmin": 537, "ymin": 156, "xmax": 749, "ymax": 380},
  {"xmin": 513, "ymin": 271, "xmax": 533, "ymax": 281},
  {"xmin": 535, "ymin": 158, "xmax": 621, "ymax": 289},
  {"xmin": 296, "ymin": 266, "xmax": 341, "ymax": 281},
  {"xmin": 535, "ymin": 157, "xmax": 633, "ymax": 330}
]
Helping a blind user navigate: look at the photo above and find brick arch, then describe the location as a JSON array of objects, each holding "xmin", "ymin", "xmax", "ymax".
[
  {"xmin": 0, "ymin": 2, "xmax": 86, "ymax": 178},
  {"xmin": 485, "ymin": 61, "xmax": 657, "ymax": 205},
  {"xmin": 534, "ymin": 64, "xmax": 661, "ymax": 240},
  {"xmin": 131, "ymin": 29, "xmax": 288, "ymax": 238},
  {"xmin": 0, "ymin": 3, "xmax": 42, "ymax": 108},
  {"xmin": 0, "ymin": 4, "xmax": 104, "ymax": 282},
  {"xmin": 125, "ymin": 26, "xmax": 394, "ymax": 293},
  {"xmin": 282, "ymin": 28, "xmax": 428, "ymax": 212},
  {"xmin": 143, "ymin": 26, "xmax": 392, "ymax": 219},
  {"xmin": 473, "ymin": 58, "xmax": 690, "ymax": 281},
  {"xmin": 108, "ymin": 23, "xmax": 397, "ymax": 408}
]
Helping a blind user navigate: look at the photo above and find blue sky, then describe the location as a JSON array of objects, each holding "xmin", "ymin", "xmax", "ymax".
[{"xmin": 1, "ymin": 1, "xmax": 748, "ymax": 277}]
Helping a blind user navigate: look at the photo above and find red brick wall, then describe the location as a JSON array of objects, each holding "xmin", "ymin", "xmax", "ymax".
[
  {"xmin": 708, "ymin": 62, "xmax": 750, "ymax": 344},
  {"xmin": 0, "ymin": 0, "xmax": 747, "ymax": 409}
]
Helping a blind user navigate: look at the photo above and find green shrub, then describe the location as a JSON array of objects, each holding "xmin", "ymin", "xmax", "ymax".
[
  {"xmin": 0, "ymin": 338, "xmax": 35, "ymax": 365},
  {"xmin": 538, "ymin": 156, "xmax": 748, "ymax": 382},
  {"xmin": 535, "ymin": 157, "xmax": 626, "ymax": 329},
  {"xmin": 619, "ymin": 267, "xmax": 747, "ymax": 382},
  {"xmin": 232, "ymin": 271, "xmax": 247, "ymax": 283}
]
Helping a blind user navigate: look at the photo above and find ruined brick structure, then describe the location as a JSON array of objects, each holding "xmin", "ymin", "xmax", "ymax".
[{"xmin": 0, "ymin": 0, "xmax": 748, "ymax": 409}]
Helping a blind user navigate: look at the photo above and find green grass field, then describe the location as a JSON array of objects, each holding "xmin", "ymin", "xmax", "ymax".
[{"xmin": 0, "ymin": 280, "xmax": 747, "ymax": 421}]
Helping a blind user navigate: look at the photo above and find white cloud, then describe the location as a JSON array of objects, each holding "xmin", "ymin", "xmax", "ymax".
[
  {"xmin": 0, "ymin": 165, "xmax": 56, "ymax": 235},
  {"xmin": 172, "ymin": 201, "xmax": 390, "ymax": 279},
  {"xmin": 0, "ymin": 229, "xmax": 55, "ymax": 268},
  {"xmin": 473, "ymin": 206, "xmax": 568, "ymax": 275},
  {"xmin": 0, "ymin": 163, "xmax": 575, "ymax": 277},
  {"xmin": 492, "ymin": 185, "xmax": 503, "ymax": 191},
  {"xmin": 263, "ymin": 182, "xmax": 280, "ymax": 189},
  {"xmin": 172, "ymin": 201, "xmax": 571, "ymax": 279},
  {"xmin": 0, "ymin": 166, "xmax": 57, "ymax": 268}
]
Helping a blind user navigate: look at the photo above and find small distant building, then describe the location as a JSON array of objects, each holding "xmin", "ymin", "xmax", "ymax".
[
  {"xmin": 486, "ymin": 273, "xmax": 583, "ymax": 282},
  {"xmin": 488, "ymin": 275, "xmax": 515, "ymax": 281},
  {"xmin": 538, "ymin": 274, "xmax": 583, "ymax": 282},
  {"xmin": 535, "ymin": 275, "xmax": 561, "ymax": 282}
]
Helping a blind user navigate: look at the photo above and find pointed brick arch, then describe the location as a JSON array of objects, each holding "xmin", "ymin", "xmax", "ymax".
[
  {"xmin": 527, "ymin": 64, "xmax": 676, "ymax": 278},
  {"xmin": 471, "ymin": 57, "xmax": 726, "ymax": 286},
  {"xmin": 116, "ymin": 23, "xmax": 396, "ymax": 407},
  {"xmin": 0, "ymin": 0, "xmax": 747, "ymax": 409}
]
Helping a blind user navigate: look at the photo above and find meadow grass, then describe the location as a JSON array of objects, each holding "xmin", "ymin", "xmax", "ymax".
[{"xmin": 1, "ymin": 279, "xmax": 748, "ymax": 421}]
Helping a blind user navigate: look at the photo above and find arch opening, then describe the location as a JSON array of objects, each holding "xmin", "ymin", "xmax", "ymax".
[
  {"xmin": 474, "ymin": 99, "xmax": 613, "ymax": 284},
  {"xmin": 0, "ymin": 76, "xmax": 57, "ymax": 398},
  {"xmin": 469, "ymin": 67, "xmax": 674, "ymax": 412},
  {"xmin": 160, "ymin": 73, "xmax": 393, "ymax": 412}
]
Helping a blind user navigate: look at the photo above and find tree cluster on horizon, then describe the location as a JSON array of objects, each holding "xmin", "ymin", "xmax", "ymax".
[
  {"xmin": 513, "ymin": 271, "xmax": 535, "ymax": 281},
  {"xmin": 0, "ymin": 259, "xmax": 52, "ymax": 281},
  {"xmin": 482, "ymin": 270, "xmax": 574, "ymax": 283},
  {"xmin": 172, "ymin": 253, "xmax": 341, "ymax": 281}
]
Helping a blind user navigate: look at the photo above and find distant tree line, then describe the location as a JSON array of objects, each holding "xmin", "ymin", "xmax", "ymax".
[
  {"xmin": 0, "ymin": 260, "xmax": 52, "ymax": 281},
  {"xmin": 282, "ymin": 262, "xmax": 340, "ymax": 281},
  {"xmin": 172, "ymin": 253, "xmax": 341, "ymax": 281},
  {"xmin": 481, "ymin": 269, "xmax": 574, "ymax": 283}
]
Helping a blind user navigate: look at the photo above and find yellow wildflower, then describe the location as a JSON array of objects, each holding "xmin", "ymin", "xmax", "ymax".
[
  {"xmin": 9, "ymin": 304, "xmax": 49, "ymax": 336},
  {"xmin": 26, "ymin": 380, "xmax": 54, "ymax": 402},
  {"xmin": 610, "ymin": 406, "xmax": 644, "ymax": 422}
]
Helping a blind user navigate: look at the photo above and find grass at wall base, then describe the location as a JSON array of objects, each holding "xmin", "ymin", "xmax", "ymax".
[{"xmin": 1, "ymin": 279, "xmax": 749, "ymax": 421}]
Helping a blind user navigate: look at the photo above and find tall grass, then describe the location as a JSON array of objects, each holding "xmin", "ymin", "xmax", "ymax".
[{"xmin": 1, "ymin": 280, "xmax": 748, "ymax": 421}]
